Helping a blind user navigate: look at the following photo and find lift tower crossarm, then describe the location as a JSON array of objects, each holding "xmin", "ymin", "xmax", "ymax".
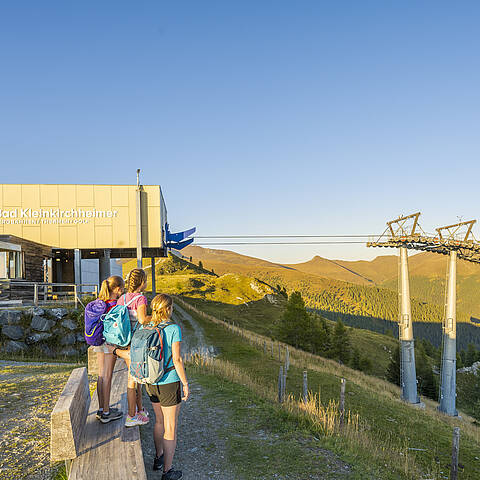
[
  {"xmin": 436, "ymin": 220, "xmax": 476, "ymax": 242},
  {"xmin": 386, "ymin": 212, "xmax": 421, "ymax": 237}
]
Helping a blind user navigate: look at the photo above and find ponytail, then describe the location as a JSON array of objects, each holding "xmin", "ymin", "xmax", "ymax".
[{"xmin": 98, "ymin": 275, "xmax": 124, "ymax": 301}]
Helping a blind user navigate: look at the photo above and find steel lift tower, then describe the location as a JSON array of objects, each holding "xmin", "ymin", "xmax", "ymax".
[
  {"xmin": 369, "ymin": 215, "xmax": 480, "ymax": 415},
  {"xmin": 386, "ymin": 213, "xmax": 422, "ymax": 405},
  {"xmin": 436, "ymin": 220, "xmax": 475, "ymax": 416}
]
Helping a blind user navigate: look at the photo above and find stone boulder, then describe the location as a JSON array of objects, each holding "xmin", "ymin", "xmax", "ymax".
[
  {"xmin": 25, "ymin": 332, "xmax": 53, "ymax": 345},
  {"xmin": 60, "ymin": 347, "xmax": 78, "ymax": 357},
  {"xmin": 61, "ymin": 319, "xmax": 77, "ymax": 331},
  {"xmin": 60, "ymin": 333, "xmax": 77, "ymax": 346},
  {"xmin": 2, "ymin": 325, "xmax": 24, "ymax": 340},
  {"xmin": 0, "ymin": 310, "xmax": 22, "ymax": 326},
  {"xmin": 37, "ymin": 344, "xmax": 55, "ymax": 357},
  {"xmin": 51, "ymin": 308, "xmax": 68, "ymax": 319},
  {"xmin": 31, "ymin": 316, "xmax": 55, "ymax": 332},
  {"xmin": 4, "ymin": 340, "xmax": 27, "ymax": 354},
  {"xmin": 76, "ymin": 333, "xmax": 85, "ymax": 343},
  {"xmin": 28, "ymin": 307, "xmax": 45, "ymax": 316}
]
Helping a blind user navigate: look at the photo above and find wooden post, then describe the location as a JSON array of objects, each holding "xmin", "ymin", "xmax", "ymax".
[
  {"xmin": 278, "ymin": 366, "xmax": 284, "ymax": 403},
  {"xmin": 303, "ymin": 370, "xmax": 308, "ymax": 404},
  {"xmin": 283, "ymin": 370, "xmax": 287, "ymax": 402},
  {"xmin": 278, "ymin": 343, "xmax": 281, "ymax": 362},
  {"xmin": 339, "ymin": 378, "xmax": 346, "ymax": 427},
  {"xmin": 34, "ymin": 283, "xmax": 38, "ymax": 306},
  {"xmin": 74, "ymin": 285, "xmax": 78, "ymax": 309},
  {"xmin": 264, "ymin": 340, "xmax": 267, "ymax": 355},
  {"xmin": 285, "ymin": 346, "xmax": 290, "ymax": 371},
  {"xmin": 451, "ymin": 427, "xmax": 460, "ymax": 480},
  {"xmin": 271, "ymin": 341, "xmax": 274, "ymax": 358}
]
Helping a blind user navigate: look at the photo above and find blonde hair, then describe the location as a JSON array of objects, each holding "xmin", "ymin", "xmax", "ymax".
[
  {"xmin": 98, "ymin": 275, "xmax": 124, "ymax": 301},
  {"xmin": 150, "ymin": 294, "xmax": 173, "ymax": 326},
  {"xmin": 126, "ymin": 268, "xmax": 147, "ymax": 293}
]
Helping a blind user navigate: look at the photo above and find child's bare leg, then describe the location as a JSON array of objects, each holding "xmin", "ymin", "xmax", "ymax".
[
  {"xmin": 107, "ymin": 347, "xmax": 136, "ymax": 417},
  {"xmin": 96, "ymin": 352, "xmax": 105, "ymax": 410},
  {"xmin": 102, "ymin": 353, "xmax": 117, "ymax": 414},
  {"xmin": 136, "ymin": 384, "xmax": 144, "ymax": 412}
]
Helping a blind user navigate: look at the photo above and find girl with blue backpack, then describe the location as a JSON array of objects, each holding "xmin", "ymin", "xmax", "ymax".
[
  {"xmin": 140, "ymin": 293, "xmax": 189, "ymax": 480},
  {"xmin": 84, "ymin": 275, "xmax": 125, "ymax": 424},
  {"xmin": 108, "ymin": 268, "xmax": 151, "ymax": 427}
]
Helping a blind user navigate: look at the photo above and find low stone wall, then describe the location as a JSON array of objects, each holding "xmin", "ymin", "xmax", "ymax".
[{"xmin": 0, "ymin": 306, "xmax": 86, "ymax": 357}]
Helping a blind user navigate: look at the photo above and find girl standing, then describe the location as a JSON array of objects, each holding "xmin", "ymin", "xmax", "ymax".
[
  {"xmin": 94, "ymin": 275, "xmax": 124, "ymax": 423},
  {"xmin": 112, "ymin": 268, "xmax": 150, "ymax": 426},
  {"xmin": 145, "ymin": 294, "xmax": 189, "ymax": 480}
]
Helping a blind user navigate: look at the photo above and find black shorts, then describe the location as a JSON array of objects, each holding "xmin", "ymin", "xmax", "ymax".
[{"xmin": 146, "ymin": 381, "xmax": 181, "ymax": 407}]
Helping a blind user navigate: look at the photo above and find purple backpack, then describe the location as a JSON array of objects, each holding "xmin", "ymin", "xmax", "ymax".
[{"xmin": 84, "ymin": 299, "xmax": 107, "ymax": 346}]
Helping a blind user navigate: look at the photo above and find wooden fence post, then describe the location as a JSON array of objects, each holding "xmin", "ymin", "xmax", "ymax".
[
  {"xmin": 283, "ymin": 369, "xmax": 287, "ymax": 402},
  {"xmin": 263, "ymin": 340, "xmax": 267, "ymax": 355},
  {"xmin": 339, "ymin": 378, "xmax": 346, "ymax": 427},
  {"xmin": 303, "ymin": 370, "xmax": 308, "ymax": 404},
  {"xmin": 271, "ymin": 341, "xmax": 274, "ymax": 358},
  {"xmin": 451, "ymin": 427, "xmax": 460, "ymax": 480},
  {"xmin": 278, "ymin": 366, "xmax": 284, "ymax": 403},
  {"xmin": 285, "ymin": 346, "xmax": 290, "ymax": 371},
  {"xmin": 278, "ymin": 343, "xmax": 281, "ymax": 362}
]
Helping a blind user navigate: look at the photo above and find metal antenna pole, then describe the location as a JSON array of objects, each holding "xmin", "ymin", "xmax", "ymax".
[
  {"xmin": 439, "ymin": 250, "xmax": 458, "ymax": 416},
  {"xmin": 136, "ymin": 169, "xmax": 143, "ymax": 269},
  {"xmin": 398, "ymin": 246, "xmax": 421, "ymax": 405}
]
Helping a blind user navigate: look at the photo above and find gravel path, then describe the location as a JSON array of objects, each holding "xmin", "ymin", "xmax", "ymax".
[{"xmin": 140, "ymin": 306, "xmax": 236, "ymax": 480}]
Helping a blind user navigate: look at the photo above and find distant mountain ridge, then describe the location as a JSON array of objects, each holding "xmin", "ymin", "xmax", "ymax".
[{"xmin": 183, "ymin": 245, "xmax": 480, "ymax": 349}]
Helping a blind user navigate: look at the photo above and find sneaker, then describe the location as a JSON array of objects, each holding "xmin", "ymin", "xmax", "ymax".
[
  {"xmin": 99, "ymin": 407, "xmax": 123, "ymax": 424},
  {"xmin": 95, "ymin": 409, "xmax": 103, "ymax": 420},
  {"xmin": 137, "ymin": 408, "xmax": 149, "ymax": 418},
  {"xmin": 162, "ymin": 468, "xmax": 182, "ymax": 480},
  {"xmin": 125, "ymin": 414, "xmax": 143, "ymax": 427},
  {"xmin": 153, "ymin": 454, "xmax": 164, "ymax": 471},
  {"xmin": 135, "ymin": 410, "xmax": 149, "ymax": 425}
]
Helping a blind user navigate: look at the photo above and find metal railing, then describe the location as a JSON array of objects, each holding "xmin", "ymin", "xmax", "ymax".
[{"xmin": 0, "ymin": 282, "xmax": 98, "ymax": 308}]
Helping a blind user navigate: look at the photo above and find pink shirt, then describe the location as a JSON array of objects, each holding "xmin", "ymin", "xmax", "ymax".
[{"xmin": 116, "ymin": 292, "xmax": 147, "ymax": 313}]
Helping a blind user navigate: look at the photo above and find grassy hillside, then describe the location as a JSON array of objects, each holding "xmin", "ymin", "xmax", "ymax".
[
  {"xmin": 182, "ymin": 246, "xmax": 480, "ymax": 349},
  {"xmin": 179, "ymin": 298, "xmax": 480, "ymax": 480}
]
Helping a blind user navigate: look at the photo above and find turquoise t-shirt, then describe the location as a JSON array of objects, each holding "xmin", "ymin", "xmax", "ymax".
[{"xmin": 153, "ymin": 323, "xmax": 182, "ymax": 385}]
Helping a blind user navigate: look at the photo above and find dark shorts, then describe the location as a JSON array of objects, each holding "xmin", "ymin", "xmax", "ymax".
[{"xmin": 146, "ymin": 381, "xmax": 181, "ymax": 407}]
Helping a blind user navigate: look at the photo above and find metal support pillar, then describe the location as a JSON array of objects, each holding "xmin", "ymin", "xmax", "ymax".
[
  {"xmin": 99, "ymin": 249, "xmax": 111, "ymax": 284},
  {"xmin": 74, "ymin": 249, "xmax": 82, "ymax": 286},
  {"xmin": 151, "ymin": 257, "xmax": 156, "ymax": 294},
  {"xmin": 439, "ymin": 251, "xmax": 458, "ymax": 416},
  {"xmin": 398, "ymin": 247, "xmax": 421, "ymax": 405}
]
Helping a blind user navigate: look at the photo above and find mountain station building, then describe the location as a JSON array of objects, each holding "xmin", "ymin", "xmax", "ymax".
[{"xmin": 0, "ymin": 184, "xmax": 170, "ymax": 286}]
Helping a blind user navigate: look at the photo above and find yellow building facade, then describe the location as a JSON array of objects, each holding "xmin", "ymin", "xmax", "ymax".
[{"xmin": 0, "ymin": 184, "xmax": 166, "ymax": 250}]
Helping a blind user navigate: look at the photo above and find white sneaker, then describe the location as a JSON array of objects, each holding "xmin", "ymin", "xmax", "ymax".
[{"xmin": 125, "ymin": 414, "xmax": 143, "ymax": 427}]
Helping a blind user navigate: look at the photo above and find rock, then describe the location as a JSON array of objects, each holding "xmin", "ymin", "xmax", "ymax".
[
  {"xmin": 60, "ymin": 347, "xmax": 78, "ymax": 357},
  {"xmin": 60, "ymin": 333, "xmax": 76, "ymax": 346},
  {"xmin": 28, "ymin": 307, "xmax": 45, "ymax": 316},
  {"xmin": 25, "ymin": 332, "xmax": 53, "ymax": 345},
  {"xmin": 61, "ymin": 319, "xmax": 77, "ymax": 331},
  {"xmin": 4, "ymin": 340, "xmax": 27, "ymax": 354},
  {"xmin": 76, "ymin": 333, "xmax": 85, "ymax": 343},
  {"xmin": 0, "ymin": 310, "xmax": 22, "ymax": 326},
  {"xmin": 37, "ymin": 344, "xmax": 55, "ymax": 357},
  {"xmin": 1, "ymin": 325, "xmax": 24, "ymax": 340},
  {"xmin": 457, "ymin": 361, "xmax": 480, "ymax": 375},
  {"xmin": 51, "ymin": 308, "xmax": 68, "ymax": 319},
  {"xmin": 31, "ymin": 316, "xmax": 55, "ymax": 332},
  {"xmin": 265, "ymin": 294, "xmax": 278, "ymax": 304}
]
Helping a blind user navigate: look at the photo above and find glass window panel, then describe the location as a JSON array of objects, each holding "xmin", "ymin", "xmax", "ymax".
[{"xmin": 0, "ymin": 252, "xmax": 6, "ymax": 278}]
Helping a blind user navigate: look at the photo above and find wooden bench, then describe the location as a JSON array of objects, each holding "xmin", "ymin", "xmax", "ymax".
[
  {"xmin": 50, "ymin": 367, "xmax": 91, "ymax": 462},
  {"xmin": 51, "ymin": 347, "xmax": 147, "ymax": 479}
]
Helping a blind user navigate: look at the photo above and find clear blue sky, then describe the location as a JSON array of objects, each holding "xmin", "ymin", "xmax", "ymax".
[{"xmin": 1, "ymin": 1, "xmax": 479, "ymax": 263}]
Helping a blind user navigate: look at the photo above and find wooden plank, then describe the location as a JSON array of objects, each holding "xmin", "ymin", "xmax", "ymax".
[
  {"xmin": 69, "ymin": 360, "xmax": 147, "ymax": 480},
  {"xmin": 50, "ymin": 367, "xmax": 90, "ymax": 462}
]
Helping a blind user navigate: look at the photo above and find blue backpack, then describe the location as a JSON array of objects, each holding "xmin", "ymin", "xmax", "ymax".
[
  {"xmin": 129, "ymin": 323, "xmax": 175, "ymax": 384},
  {"xmin": 84, "ymin": 299, "xmax": 107, "ymax": 346},
  {"xmin": 102, "ymin": 294, "xmax": 143, "ymax": 347}
]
